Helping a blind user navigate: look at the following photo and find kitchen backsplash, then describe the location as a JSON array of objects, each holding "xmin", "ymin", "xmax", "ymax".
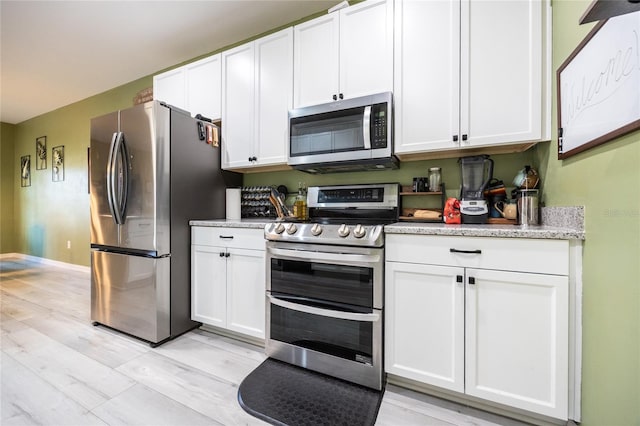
[
  {"xmin": 540, "ymin": 206, "xmax": 585, "ymax": 230},
  {"xmin": 243, "ymin": 149, "xmax": 541, "ymax": 204}
]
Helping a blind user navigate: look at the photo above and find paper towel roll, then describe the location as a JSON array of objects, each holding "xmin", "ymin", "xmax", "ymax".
[{"xmin": 226, "ymin": 188, "xmax": 241, "ymax": 220}]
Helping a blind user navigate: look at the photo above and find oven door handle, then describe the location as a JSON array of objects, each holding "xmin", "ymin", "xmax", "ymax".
[
  {"xmin": 268, "ymin": 295, "xmax": 380, "ymax": 323},
  {"xmin": 267, "ymin": 247, "xmax": 381, "ymax": 266}
]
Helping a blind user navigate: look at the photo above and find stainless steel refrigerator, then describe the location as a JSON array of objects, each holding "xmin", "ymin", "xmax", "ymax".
[{"xmin": 89, "ymin": 101, "xmax": 241, "ymax": 346}]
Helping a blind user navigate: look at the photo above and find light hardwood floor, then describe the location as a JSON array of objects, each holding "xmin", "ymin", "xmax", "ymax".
[{"xmin": 0, "ymin": 258, "xmax": 528, "ymax": 426}]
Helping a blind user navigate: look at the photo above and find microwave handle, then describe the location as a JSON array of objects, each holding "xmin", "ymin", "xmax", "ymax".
[{"xmin": 363, "ymin": 106, "xmax": 372, "ymax": 149}]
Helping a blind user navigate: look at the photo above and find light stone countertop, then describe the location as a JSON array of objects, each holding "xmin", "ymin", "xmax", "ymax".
[
  {"xmin": 189, "ymin": 219, "xmax": 270, "ymax": 229},
  {"xmin": 189, "ymin": 207, "xmax": 585, "ymax": 240},
  {"xmin": 383, "ymin": 222, "xmax": 584, "ymax": 240},
  {"xmin": 385, "ymin": 206, "xmax": 585, "ymax": 240}
]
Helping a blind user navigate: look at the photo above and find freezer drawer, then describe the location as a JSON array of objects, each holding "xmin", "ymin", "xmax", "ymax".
[{"xmin": 91, "ymin": 250, "xmax": 170, "ymax": 343}]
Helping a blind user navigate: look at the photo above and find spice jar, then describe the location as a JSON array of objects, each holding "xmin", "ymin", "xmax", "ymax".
[{"xmin": 428, "ymin": 167, "xmax": 442, "ymax": 192}]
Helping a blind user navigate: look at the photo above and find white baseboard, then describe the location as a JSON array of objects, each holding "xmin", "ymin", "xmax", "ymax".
[{"xmin": 0, "ymin": 253, "xmax": 90, "ymax": 273}]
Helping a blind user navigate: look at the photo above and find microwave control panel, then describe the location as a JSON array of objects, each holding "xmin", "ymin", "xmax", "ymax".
[{"xmin": 372, "ymin": 104, "xmax": 387, "ymax": 149}]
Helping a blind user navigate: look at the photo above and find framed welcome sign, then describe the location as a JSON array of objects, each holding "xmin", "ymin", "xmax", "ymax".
[{"xmin": 557, "ymin": 11, "xmax": 640, "ymax": 159}]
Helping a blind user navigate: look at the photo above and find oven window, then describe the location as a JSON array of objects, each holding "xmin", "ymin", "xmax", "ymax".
[
  {"xmin": 290, "ymin": 107, "xmax": 365, "ymax": 156},
  {"xmin": 270, "ymin": 258, "xmax": 373, "ymax": 308},
  {"xmin": 270, "ymin": 303, "xmax": 373, "ymax": 364}
]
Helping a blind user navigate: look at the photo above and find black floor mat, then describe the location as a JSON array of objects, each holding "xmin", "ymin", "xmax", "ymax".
[{"xmin": 238, "ymin": 358, "xmax": 384, "ymax": 426}]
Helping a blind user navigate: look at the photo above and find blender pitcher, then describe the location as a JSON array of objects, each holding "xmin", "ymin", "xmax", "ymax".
[
  {"xmin": 459, "ymin": 155, "xmax": 494, "ymax": 224},
  {"xmin": 460, "ymin": 155, "xmax": 494, "ymax": 199}
]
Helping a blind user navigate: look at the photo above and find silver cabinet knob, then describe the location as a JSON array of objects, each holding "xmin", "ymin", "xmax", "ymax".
[
  {"xmin": 274, "ymin": 223, "xmax": 285, "ymax": 234},
  {"xmin": 353, "ymin": 224, "xmax": 366, "ymax": 238},
  {"xmin": 286, "ymin": 223, "xmax": 298, "ymax": 235},
  {"xmin": 310, "ymin": 223, "xmax": 322, "ymax": 236},
  {"xmin": 338, "ymin": 224, "xmax": 350, "ymax": 237}
]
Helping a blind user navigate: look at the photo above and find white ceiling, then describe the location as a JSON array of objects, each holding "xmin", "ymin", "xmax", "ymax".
[{"xmin": 0, "ymin": 0, "xmax": 338, "ymax": 124}]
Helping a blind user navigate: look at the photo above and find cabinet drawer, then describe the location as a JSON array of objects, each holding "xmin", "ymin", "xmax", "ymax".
[
  {"xmin": 386, "ymin": 235, "xmax": 569, "ymax": 276},
  {"xmin": 191, "ymin": 226, "xmax": 265, "ymax": 250}
]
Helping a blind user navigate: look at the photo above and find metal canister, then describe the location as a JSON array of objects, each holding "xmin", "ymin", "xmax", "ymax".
[
  {"xmin": 517, "ymin": 189, "xmax": 539, "ymax": 226},
  {"xmin": 428, "ymin": 167, "xmax": 442, "ymax": 192}
]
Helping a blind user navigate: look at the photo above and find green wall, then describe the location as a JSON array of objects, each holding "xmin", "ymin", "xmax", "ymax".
[
  {"xmin": 535, "ymin": 1, "xmax": 639, "ymax": 423},
  {"xmin": 1, "ymin": 1, "xmax": 639, "ymax": 423},
  {"xmin": 4, "ymin": 77, "xmax": 152, "ymax": 264},
  {"xmin": 1, "ymin": 122, "xmax": 16, "ymax": 253}
]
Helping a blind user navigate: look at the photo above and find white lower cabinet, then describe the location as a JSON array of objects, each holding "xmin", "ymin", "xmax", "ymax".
[
  {"xmin": 385, "ymin": 234, "xmax": 570, "ymax": 420},
  {"xmin": 226, "ymin": 247, "xmax": 266, "ymax": 337},
  {"xmin": 464, "ymin": 268, "xmax": 568, "ymax": 418},
  {"xmin": 385, "ymin": 262, "xmax": 465, "ymax": 392},
  {"xmin": 192, "ymin": 244, "xmax": 227, "ymax": 328},
  {"xmin": 191, "ymin": 227, "xmax": 265, "ymax": 339}
]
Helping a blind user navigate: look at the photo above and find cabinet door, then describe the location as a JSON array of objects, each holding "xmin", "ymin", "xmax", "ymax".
[
  {"xmin": 153, "ymin": 68, "xmax": 186, "ymax": 109},
  {"xmin": 221, "ymin": 42, "xmax": 255, "ymax": 169},
  {"xmin": 393, "ymin": 0, "xmax": 460, "ymax": 154},
  {"xmin": 186, "ymin": 54, "xmax": 222, "ymax": 120},
  {"xmin": 293, "ymin": 13, "xmax": 340, "ymax": 108},
  {"xmin": 339, "ymin": 0, "xmax": 393, "ymax": 100},
  {"xmin": 254, "ymin": 28, "xmax": 293, "ymax": 166},
  {"xmin": 465, "ymin": 268, "xmax": 568, "ymax": 419},
  {"xmin": 191, "ymin": 245, "xmax": 227, "ymax": 328},
  {"xmin": 226, "ymin": 248, "xmax": 266, "ymax": 339},
  {"xmin": 461, "ymin": 0, "xmax": 543, "ymax": 147},
  {"xmin": 385, "ymin": 261, "xmax": 465, "ymax": 392}
]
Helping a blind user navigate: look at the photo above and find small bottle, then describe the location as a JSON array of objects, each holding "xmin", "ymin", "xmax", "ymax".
[
  {"xmin": 429, "ymin": 167, "xmax": 442, "ymax": 192},
  {"xmin": 294, "ymin": 182, "xmax": 308, "ymax": 220}
]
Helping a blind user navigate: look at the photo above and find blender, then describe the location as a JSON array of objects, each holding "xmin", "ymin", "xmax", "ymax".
[{"xmin": 459, "ymin": 155, "xmax": 494, "ymax": 224}]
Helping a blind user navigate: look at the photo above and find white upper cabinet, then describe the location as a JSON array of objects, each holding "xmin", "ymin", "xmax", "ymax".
[
  {"xmin": 394, "ymin": 0, "xmax": 550, "ymax": 156},
  {"xmin": 185, "ymin": 55, "xmax": 222, "ymax": 120},
  {"xmin": 294, "ymin": 0, "xmax": 393, "ymax": 108},
  {"xmin": 254, "ymin": 28, "xmax": 294, "ymax": 166},
  {"xmin": 153, "ymin": 54, "xmax": 222, "ymax": 120},
  {"xmin": 293, "ymin": 13, "xmax": 340, "ymax": 108},
  {"xmin": 222, "ymin": 28, "xmax": 293, "ymax": 170},
  {"xmin": 339, "ymin": 0, "xmax": 394, "ymax": 100},
  {"xmin": 394, "ymin": 0, "xmax": 460, "ymax": 153},
  {"xmin": 222, "ymin": 42, "xmax": 256, "ymax": 170},
  {"xmin": 153, "ymin": 68, "xmax": 186, "ymax": 110},
  {"xmin": 462, "ymin": 0, "xmax": 544, "ymax": 148}
]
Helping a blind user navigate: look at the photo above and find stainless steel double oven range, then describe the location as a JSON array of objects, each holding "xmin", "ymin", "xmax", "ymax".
[{"xmin": 264, "ymin": 183, "xmax": 400, "ymax": 390}]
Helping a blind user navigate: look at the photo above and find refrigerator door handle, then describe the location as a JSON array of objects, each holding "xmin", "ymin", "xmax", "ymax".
[
  {"xmin": 117, "ymin": 133, "xmax": 130, "ymax": 223},
  {"xmin": 108, "ymin": 132, "xmax": 130, "ymax": 225},
  {"xmin": 106, "ymin": 132, "xmax": 119, "ymax": 224},
  {"xmin": 112, "ymin": 132, "xmax": 129, "ymax": 225}
]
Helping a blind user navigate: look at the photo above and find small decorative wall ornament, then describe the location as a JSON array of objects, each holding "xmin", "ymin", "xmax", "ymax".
[
  {"xmin": 36, "ymin": 136, "xmax": 47, "ymax": 170},
  {"xmin": 21, "ymin": 155, "xmax": 31, "ymax": 187},
  {"xmin": 52, "ymin": 145, "xmax": 64, "ymax": 182}
]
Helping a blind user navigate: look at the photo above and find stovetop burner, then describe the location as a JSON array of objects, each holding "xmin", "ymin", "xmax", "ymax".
[{"xmin": 265, "ymin": 183, "xmax": 400, "ymax": 247}]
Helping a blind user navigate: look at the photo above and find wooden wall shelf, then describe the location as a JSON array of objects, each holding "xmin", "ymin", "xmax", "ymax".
[{"xmin": 399, "ymin": 183, "xmax": 446, "ymax": 222}]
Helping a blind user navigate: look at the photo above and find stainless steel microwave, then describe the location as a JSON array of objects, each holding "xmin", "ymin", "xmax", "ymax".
[{"xmin": 288, "ymin": 92, "xmax": 397, "ymax": 174}]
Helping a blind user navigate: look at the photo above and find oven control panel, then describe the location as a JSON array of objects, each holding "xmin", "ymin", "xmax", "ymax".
[
  {"xmin": 264, "ymin": 222, "xmax": 384, "ymax": 247},
  {"xmin": 308, "ymin": 183, "xmax": 399, "ymax": 209}
]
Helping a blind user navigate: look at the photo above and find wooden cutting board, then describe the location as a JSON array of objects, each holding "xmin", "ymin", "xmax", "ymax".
[{"xmin": 486, "ymin": 218, "xmax": 517, "ymax": 225}]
